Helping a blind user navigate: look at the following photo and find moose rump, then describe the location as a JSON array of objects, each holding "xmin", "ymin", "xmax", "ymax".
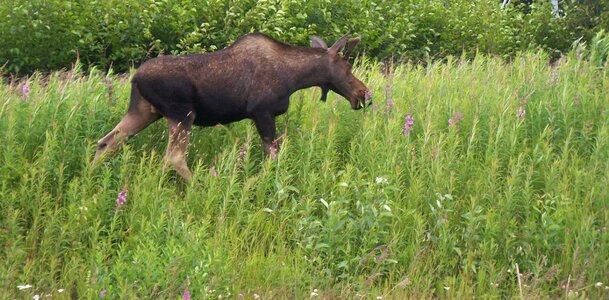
[{"xmin": 94, "ymin": 32, "xmax": 370, "ymax": 181}]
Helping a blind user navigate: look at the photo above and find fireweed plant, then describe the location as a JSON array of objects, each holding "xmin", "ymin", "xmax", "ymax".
[{"xmin": 1, "ymin": 51, "xmax": 609, "ymax": 298}]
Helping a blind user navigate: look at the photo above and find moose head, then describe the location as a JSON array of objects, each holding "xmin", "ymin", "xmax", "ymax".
[{"xmin": 311, "ymin": 33, "xmax": 371, "ymax": 110}]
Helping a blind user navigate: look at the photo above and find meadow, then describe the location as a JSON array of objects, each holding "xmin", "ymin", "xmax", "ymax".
[{"xmin": 1, "ymin": 51, "xmax": 608, "ymax": 299}]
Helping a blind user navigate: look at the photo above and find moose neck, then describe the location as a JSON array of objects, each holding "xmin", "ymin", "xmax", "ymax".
[{"xmin": 283, "ymin": 48, "xmax": 330, "ymax": 93}]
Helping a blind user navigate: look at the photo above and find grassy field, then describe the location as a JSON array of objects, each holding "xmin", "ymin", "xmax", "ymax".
[{"xmin": 1, "ymin": 52, "xmax": 608, "ymax": 299}]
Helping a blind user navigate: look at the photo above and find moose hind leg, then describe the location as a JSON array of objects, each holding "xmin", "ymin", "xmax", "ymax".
[
  {"xmin": 164, "ymin": 115, "xmax": 194, "ymax": 181},
  {"xmin": 94, "ymin": 100, "xmax": 161, "ymax": 162}
]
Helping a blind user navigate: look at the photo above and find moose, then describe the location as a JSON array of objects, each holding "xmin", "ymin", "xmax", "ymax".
[{"xmin": 94, "ymin": 32, "xmax": 371, "ymax": 181}]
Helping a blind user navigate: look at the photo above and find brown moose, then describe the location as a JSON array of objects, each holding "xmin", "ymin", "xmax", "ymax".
[{"xmin": 94, "ymin": 32, "xmax": 371, "ymax": 181}]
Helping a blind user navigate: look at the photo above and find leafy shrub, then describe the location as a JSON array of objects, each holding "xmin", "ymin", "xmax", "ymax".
[
  {"xmin": 0, "ymin": 0, "xmax": 605, "ymax": 75},
  {"xmin": 570, "ymin": 30, "xmax": 609, "ymax": 69}
]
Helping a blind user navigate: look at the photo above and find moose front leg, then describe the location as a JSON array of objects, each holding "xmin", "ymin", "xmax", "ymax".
[{"xmin": 253, "ymin": 113, "xmax": 276, "ymax": 156}]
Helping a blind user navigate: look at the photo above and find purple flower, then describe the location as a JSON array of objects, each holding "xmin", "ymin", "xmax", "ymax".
[
  {"xmin": 387, "ymin": 98, "xmax": 393, "ymax": 107},
  {"xmin": 517, "ymin": 107, "xmax": 526, "ymax": 119},
  {"xmin": 372, "ymin": 103, "xmax": 379, "ymax": 112},
  {"xmin": 100, "ymin": 289, "xmax": 107, "ymax": 298},
  {"xmin": 448, "ymin": 111, "xmax": 463, "ymax": 127},
  {"xmin": 364, "ymin": 90, "xmax": 373, "ymax": 105},
  {"xmin": 236, "ymin": 143, "xmax": 249, "ymax": 169},
  {"xmin": 270, "ymin": 145, "xmax": 277, "ymax": 160},
  {"xmin": 237, "ymin": 143, "xmax": 248, "ymax": 162},
  {"xmin": 115, "ymin": 189, "xmax": 128, "ymax": 207},
  {"xmin": 21, "ymin": 85, "xmax": 31, "ymax": 100},
  {"xmin": 403, "ymin": 115, "xmax": 414, "ymax": 137},
  {"xmin": 211, "ymin": 166, "xmax": 218, "ymax": 177},
  {"xmin": 183, "ymin": 289, "xmax": 191, "ymax": 300},
  {"xmin": 269, "ymin": 133, "xmax": 285, "ymax": 160}
]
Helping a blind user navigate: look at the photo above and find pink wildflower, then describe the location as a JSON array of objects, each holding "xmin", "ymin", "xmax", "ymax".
[
  {"xmin": 183, "ymin": 289, "xmax": 191, "ymax": 300},
  {"xmin": 403, "ymin": 115, "xmax": 414, "ymax": 137},
  {"xmin": 237, "ymin": 143, "xmax": 248, "ymax": 162},
  {"xmin": 448, "ymin": 111, "xmax": 463, "ymax": 127},
  {"xmin": 236, "ymin": 143, "xmax": 249, "ymax": 169},
  {"xmin": 21, "ymin": 85, "xmax": 31, "ymax": 100},
  {"xmin": 270, "ymin": 145, "xmax": 277, "ymax": 160},
  {"xmin": 517, "ymin": 107, "xmax": 526, "ymax": 119},
  {"xmin": 364, "ymin": 90, "xmax": 373, "ymax": 105},
  {"xmin": 115, "ymin": 189, "xmax": 128, "ymax": 207},
  {"xmin": 269, "ymin": 133, "xmax": 285, "ymax": 160},
  {"xmin": 372, "ymin": 103, "xmax": 379, "ymax": 112}
]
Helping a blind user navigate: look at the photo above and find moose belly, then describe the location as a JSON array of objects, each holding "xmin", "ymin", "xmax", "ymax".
[
  {"xmin": 193, "ymin": 111, "xmax": 248, "ymax": 126},
  {"xmin": 191, "ymin": 94, "xmax": 252, "ymax": 126}
]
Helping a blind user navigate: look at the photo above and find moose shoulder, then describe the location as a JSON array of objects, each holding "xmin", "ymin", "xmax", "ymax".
[{"xmin": 94, "ymin": 32, "xmax": 371, "ymax": 181}]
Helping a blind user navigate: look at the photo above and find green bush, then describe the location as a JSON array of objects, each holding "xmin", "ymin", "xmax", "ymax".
[{"xmin": 0, "ymin": 0, "xmax": 606, "ymax": 75}]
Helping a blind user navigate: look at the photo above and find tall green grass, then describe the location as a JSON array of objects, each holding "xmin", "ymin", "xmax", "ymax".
[{"xmin": 1, "ymin": 52, "xmax": 608, "ymax": 299}]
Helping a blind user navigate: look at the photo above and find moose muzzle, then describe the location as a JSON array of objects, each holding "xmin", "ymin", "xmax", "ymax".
[{"xmin": 352, "ymin": 89, "xmax": 373, "ymax": 110}]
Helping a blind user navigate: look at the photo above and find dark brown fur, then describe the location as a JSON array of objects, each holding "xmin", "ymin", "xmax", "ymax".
[{"xmin": 94, "ymin": 32, "xmax": 370, "ymax": 181}]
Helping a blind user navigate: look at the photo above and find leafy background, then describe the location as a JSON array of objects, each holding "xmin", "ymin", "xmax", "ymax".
[{"xmin": 1, "ymin": 0, "xmax": 608, "ymax": 74}]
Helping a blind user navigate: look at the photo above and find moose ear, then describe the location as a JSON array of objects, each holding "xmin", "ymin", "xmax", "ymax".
[
  {"xmin": 328, "ymin": 32, "xmax": 350, "ymax": 57},
  {"xmin": 343, "ymin": 37, "xmax": 361, "ymax": 59},
  {"xmin": 310, "ymin": 36, "xmax": 328, "ymax": 49}
]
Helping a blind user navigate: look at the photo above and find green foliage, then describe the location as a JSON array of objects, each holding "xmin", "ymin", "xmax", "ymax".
[
  {"xmin": 568, "ymin": 30, "xmax": 609, "ymax": 73},
  {"xmin": 1, "ymin": 0, "xmax": 605, "ymax": 75},
  {"xmin": 563, "ymin": 0, "xmax": 609, "ymax": 41},
  {"xmin": 2, "ymin": 52, "xmax": 609, "ymax": 298}
]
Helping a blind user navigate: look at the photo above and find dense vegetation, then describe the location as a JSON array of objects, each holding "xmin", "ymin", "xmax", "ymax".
[
  {"xmin": 2, "ymin": 0, "xmax": 609, "ymax": 298},
  {"xmin": 2, "ymin": 43, "xmax": 609, "ymax": 297},
  {"xmin": 1, "ymin": 0, "xmax": 608, "ymax": 74}
]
